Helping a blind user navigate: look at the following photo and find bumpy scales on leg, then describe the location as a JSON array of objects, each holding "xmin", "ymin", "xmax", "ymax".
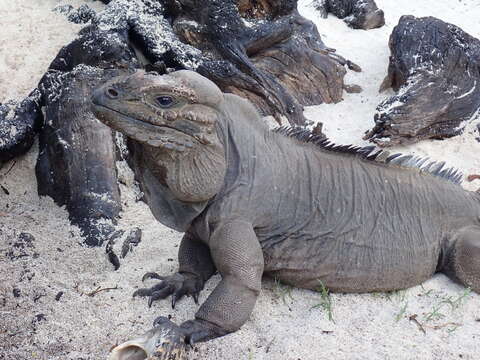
[{"xmin": 134, "ymin": 221, "xmax": 263, "ymax": 344}]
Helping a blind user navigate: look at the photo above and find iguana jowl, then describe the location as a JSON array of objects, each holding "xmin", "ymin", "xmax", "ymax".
[{"xmin": 91, "ymin": 70, "xmax": 480, "ymax": 344}]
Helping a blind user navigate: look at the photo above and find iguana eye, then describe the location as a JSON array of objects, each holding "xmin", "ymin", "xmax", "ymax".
[{"xmin": 156, "ymin": 95, "xmax": 175, "ymax": 108}]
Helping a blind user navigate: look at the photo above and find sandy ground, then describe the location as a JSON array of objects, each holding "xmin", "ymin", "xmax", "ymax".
[{"xmin": 1, "ymin": 0, "xmax": 480, "ymax": 359}]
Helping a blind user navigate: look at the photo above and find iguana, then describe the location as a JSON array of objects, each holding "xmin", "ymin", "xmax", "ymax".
[{"xmin": 91, "ymin": 70, "xmax": 480, "ymax": 347}]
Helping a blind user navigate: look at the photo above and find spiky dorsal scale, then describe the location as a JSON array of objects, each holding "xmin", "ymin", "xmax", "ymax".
[{"xmin": 273, "ymin": 126, "xmax": 463, "ymax": 185}]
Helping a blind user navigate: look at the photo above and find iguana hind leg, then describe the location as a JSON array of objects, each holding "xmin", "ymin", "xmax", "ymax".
[{"xmin": 444, "ymin": 225, "xmax": 480, "ymax": 293}]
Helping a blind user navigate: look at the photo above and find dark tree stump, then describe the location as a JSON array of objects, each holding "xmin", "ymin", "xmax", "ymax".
[
  {"xmin": 365, "ymin": 16, "xmax": 480, "ymax": 146},
  {"xmin": 35, "ymin": 25, "xmax": 139, "ymax": 245},
  {"xmin": 315, "ymin": 0, "xmax": 385, "ymax": 30},
  {"xmin": 36, "ymin": 70, "xmax": 122, "ymax": 246},
  {"xmin": 0, "ymin": 0, "xmax": 359, "ymax": 245}
]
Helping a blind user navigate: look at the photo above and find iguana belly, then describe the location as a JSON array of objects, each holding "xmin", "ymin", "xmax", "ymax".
[{"xmin": 261, "ymin": 230, "xmax": 441, "ymax": 292}]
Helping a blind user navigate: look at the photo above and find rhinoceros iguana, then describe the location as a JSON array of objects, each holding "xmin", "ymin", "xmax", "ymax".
[{"xmin": 91, "ymin": 70, "xmax": 480, "ymax": 347}]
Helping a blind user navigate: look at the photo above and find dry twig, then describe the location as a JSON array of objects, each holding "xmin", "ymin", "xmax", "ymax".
[
  {"xmin": 86, "ymin": 285, "xmax": 119, "ymax": 297},
  {"xmin": 409, "ymin": 314, "xmax": 426, "ymax": 334},
  {"xmin": 467, "ymin": 174, "xmax": 480, "ymax": 182}
]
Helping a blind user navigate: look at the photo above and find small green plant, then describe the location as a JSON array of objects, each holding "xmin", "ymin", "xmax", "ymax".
[
  {"xmin": 273, "ymin": 278, "xmax": 294, "ymax": 306},
  {"xmin": 395, "ymin": 290, "xmax": 407, "ymax": 302},
  {"xmin": 420, "ymin": 285, "xmax": 434, "ymax": 297},
  {"xmin": 446, "ymin": 324, "xmax": 461, "ymax": 334},
  {"xmin": 311, "ymin": 279, "xmax": 335, "ymax": 323},
  {"xmin": 440, "ymin": 287, "xmax": 472, "ymax": 311},
  {"xmin": 383, "ymin": 289, "xmax": 406, "ymax": 302},
  {"xmin": 395, "ymin": 301, "xmax": 408, "ymax": 322},
  {"xmin": 423, "ymin": 287, "xmax": 472, "ymax": 322},
  {"xmin": 424, "ymin": 304, "xmax": 446, "ymax": 322}
]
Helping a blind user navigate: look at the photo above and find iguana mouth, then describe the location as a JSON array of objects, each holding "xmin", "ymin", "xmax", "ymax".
[{"xmin": 93, "ymin": 103, "xmax": 208, "ymax": 145}]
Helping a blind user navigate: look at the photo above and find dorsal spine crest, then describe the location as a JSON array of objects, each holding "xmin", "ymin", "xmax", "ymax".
[{"xmin": 274, "ymin": 126, "xmax": 463, "ymax": 185}]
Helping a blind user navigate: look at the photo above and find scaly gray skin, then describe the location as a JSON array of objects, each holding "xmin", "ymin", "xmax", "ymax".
[{"xmin": 91, "ymin": 70, "xmax": 480, "ymax": 345}]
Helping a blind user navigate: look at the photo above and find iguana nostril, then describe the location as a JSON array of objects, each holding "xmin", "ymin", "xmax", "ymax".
[{"xmin": 107, "ymin": 88, "xmax": 119, "ymax": 98}]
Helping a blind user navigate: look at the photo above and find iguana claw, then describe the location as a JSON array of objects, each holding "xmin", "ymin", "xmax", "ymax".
[
  {"xmin": 132, "ymin": 281, "xmax": 167, "ymax": 298},
  {"xmin": 142, "ymin": 272, "xmax": 164, "ymax": 281},
  {"xmin": 178, "ymin": 319, "xmax": 229, "ymax": 345},
  {"xmin": 152, "ymin": 317, "xmax": 228, "ymax": 345},
  {"xmin": 171, "ymin": 287, "xmax": 189, "ymax": 309},
  {"xmin": 192, "ymin": 292, "xmax": 199, "ymax": 304},
  {"xmin": 134, "ymin": 272, "xmax": 204, "ymax": 308},
  {"xmin": 149, "ymin": 287, "xmax": 175, "ymax": 307}
]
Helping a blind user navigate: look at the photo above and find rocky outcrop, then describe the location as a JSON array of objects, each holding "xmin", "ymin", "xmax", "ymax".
[{"xmin": 365, "ymin": 16, "xmax": 480, "ymax": 146}]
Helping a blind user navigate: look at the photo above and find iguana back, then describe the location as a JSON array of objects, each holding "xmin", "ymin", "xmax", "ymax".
[{"xmin": 194, "ymin": 93, "xmax": 480, "ymax": 292}]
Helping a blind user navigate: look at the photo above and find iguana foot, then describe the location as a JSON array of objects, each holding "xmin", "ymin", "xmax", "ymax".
[
  {"xmin": 153, "ymin": 317, "xmax": 228, "ymax": 345},
  {"xmin": 133, "ymin": 272, "xmax": 203, "ymax": 308}
]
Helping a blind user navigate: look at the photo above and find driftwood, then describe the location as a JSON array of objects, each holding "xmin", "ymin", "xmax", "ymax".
[
  {"xmin": 0, "ymin": 0, "xmax": 359, "ymax": 245},
  {"xmin": 35, "ymin": 25, "xmax": 139, "ymax": 245},
  {"xmin": 365, "ymin": 16, "xmax": 480, "ymax": 146},
  {"xmin": 315, "ymin": 0, "xmax": 385, "ymax": 30}
]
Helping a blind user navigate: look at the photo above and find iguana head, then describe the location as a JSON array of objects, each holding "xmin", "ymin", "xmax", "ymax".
[
  {"xmin": 91, "ymin": 70, "xmax": 227, "ymax": 204},
  {"xmin": 91, "ymin": 70, "xmax": 223, "ymax": 151}
]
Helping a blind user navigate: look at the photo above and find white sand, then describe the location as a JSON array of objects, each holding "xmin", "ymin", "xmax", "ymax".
[{"xmin": 1, "ymin": 1, "xmax": 480, "ymax": 359}]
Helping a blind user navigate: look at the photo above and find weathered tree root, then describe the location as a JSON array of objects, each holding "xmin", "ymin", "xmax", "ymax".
[
  {"xmin": 0, "ymin": 0, "xmax": 360, "ymax": 245},
  {"xmin": 365, "ymin": 16, "xmax": 480, "ymax": 146},
  {"xmin": 149, "ymin": 0, "xmax": 360, "ymax": 125}
]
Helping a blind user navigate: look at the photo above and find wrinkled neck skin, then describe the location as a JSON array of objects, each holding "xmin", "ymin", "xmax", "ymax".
[
  {"xmin": 144, "ymin": 139, "xmax": 227, "ymax": 204},
  {"xmin": 130, "ymin": 120, "xmax": 227, "ymax": 232}
]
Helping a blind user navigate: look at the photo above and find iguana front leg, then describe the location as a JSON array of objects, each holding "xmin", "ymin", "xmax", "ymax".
[
  {"xmin": 133, "ymin": 231, "xmax": 215, "ymax": 308},
  {"xmin": 176, "ymin": 220, "xmax": 264, "ymax": 344}
]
